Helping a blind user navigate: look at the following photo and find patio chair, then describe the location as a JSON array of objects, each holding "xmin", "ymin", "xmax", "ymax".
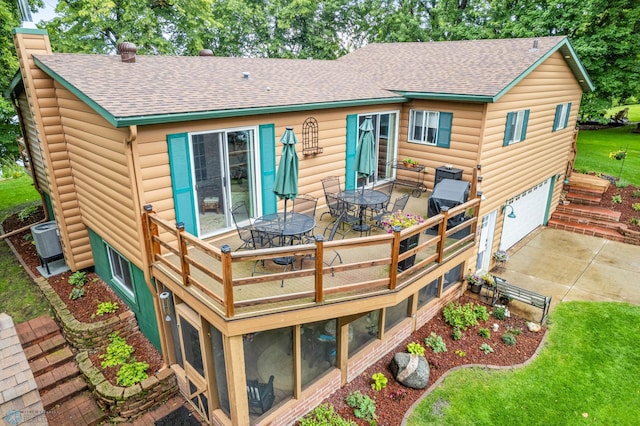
[
  {"xmin": 250, "ymin": 228, "xmax": 295, "ymax": 287},
  {"xmin": 320, "ymin": 176, "xmax": 343, "ymax": 221},
  {"xmin": 292, "ymin": 194, "xmax": 318, "ymax": 217},
  {"xmin": 299, "ymin": 211, "xmax": 346, "ymax": 272},
  {"xmin": 371, "ymin": 193, "xmax": 411, "ymax": 229},
  {"xmin": 369, "ymin": 181, "xmax": 395, "ymax": 219},
  {"xmin": 231, "ymin": 201, "xmax": 254, "ymax": 250},
  {"xmin": 247, "ymin": 375, "xmax": 275, "ymax": 414}
]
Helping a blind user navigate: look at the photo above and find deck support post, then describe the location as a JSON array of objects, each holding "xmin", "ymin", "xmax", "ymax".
[{"xmin": 221, "ymin": 245, "xmax": 234, "ymax": 318}]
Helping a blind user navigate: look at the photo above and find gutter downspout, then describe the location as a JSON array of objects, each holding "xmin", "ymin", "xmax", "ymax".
[{"xmin": 124, "ymin": 125, "xmax": 169, "ymax": 369}]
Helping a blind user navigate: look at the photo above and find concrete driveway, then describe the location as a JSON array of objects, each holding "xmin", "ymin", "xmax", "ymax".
[{"xmin": 490, "ymin": 227, "xmax": 640, "ymax": 321}]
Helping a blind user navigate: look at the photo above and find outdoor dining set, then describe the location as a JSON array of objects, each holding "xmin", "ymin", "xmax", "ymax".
[{"xmin": 229, "ymin": 120, "xmax": 412, "ymax": 282}]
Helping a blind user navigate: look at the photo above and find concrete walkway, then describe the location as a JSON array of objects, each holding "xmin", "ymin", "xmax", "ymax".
[{"xmin": 492, "ymin": 227, "xmax": 640, "ymax": 321}]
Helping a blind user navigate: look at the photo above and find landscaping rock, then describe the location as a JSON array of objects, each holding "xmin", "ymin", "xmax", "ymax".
[
  {"xmin": 389, "ymin": 353, "xmax": 429, "ymax": 389},
  {"xmin": 527, "ymin": 322, "xmax": 542, "ymax": 332}
]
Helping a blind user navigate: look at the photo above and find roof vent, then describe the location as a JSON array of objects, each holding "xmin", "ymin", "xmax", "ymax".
[
  {"xmin": 529, "ymin": 39, "xmax": 539, "ymax": 52},
  {"xmin": 118, "ymin": 42, "xmax": 137, "ymax": 63},
  {"xmin": 199, "ymin": 49, "xmax": 214, "ymax": 56},
  {"xmin": 242, "ymin": 72, "xmax": 250, "ymax": 80}
]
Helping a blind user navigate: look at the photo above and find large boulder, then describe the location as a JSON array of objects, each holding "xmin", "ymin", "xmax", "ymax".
[{"xmin": 390, "ymin": 353, "xmax": 429, "ymax": 389}]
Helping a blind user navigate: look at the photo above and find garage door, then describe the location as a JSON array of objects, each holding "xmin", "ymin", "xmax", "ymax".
[{"xmin": 500, "ymin": 179, "xmax": 551, "ymax": 250}]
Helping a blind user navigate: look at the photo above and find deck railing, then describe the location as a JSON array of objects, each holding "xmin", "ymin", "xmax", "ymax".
[{"xmin": 142, "ymin": 198, "xmax": 480, "ymax": 319}]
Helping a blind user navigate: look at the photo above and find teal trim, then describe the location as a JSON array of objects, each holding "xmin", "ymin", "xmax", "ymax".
[
  {"xmin": 87, "ymin": 229, "xmax": 161, "ymax": 350},
  {"xmin": 42, "ymin": 193, "xmax": 54, "ymax": 220},
  {"xmin": 30, "ymin": 62, "xmax": 407, "ymax": 128},
  {"xmin": 259, "ymin": 124, "xmax": 277, "ymax": 214},
  {"xmin": 553, "ymin": 105, "xmax": 562, "ymax": 131},
  {"xmin": 503, "ymin": 112, "xmax": 514, "ymax": 146},
  {"xmin": 564, "ymin": 102, "xmax": 572, "ymax": 128},
  {"xmin": 4, "ymin": 71, "xmax": 23, "ymax": 99},
  {"xmin": 521, "ymin": 109, "xmax": 530, "ymax": 141},
  {"xmin": 345, "ymin": 114, "xmax": 358, "ymax": 190},
  {"xmin": 398, "ymin": 92, "xmax": 495, "ymax": 103},
  {"xmin": 493, "ymin": 38, "xmax": 594, "ymax": 101},
  {"xmin": 543, "ymin": 175, "xmax": 556, "ymax": 225},
  {"xmin": 12, "ymin": 28, "xmax": 48, "ymax": 35},
  {"xmin": 167, "ymin": 133, "xmax": 197, "ymax": 235},
  {"xmin": 436, "ymin": 112, "xmax": 453, "ymax": 148}
]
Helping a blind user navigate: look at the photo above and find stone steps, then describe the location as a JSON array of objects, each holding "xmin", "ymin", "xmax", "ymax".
[
  {"xmin": 547, "ymin": 218, "xmax": 625, "ymax": 242},
  {"xmin": 15, "ymin": 316, "xmax": 106, "ymax": 425}
]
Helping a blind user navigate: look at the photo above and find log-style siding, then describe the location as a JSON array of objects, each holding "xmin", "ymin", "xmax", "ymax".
[
  {"xmin": 17, "ymin": 92, "xmax": 49, "ymax": 192},
  {"xmin": 479, "ymin": 51, "xmax": 583, "ymax": 254}
]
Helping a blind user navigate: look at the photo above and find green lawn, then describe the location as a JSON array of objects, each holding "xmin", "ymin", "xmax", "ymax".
[
  {"xmin": 407, "ymin": 302, "xmax": 640, "ymax": 425},
  {"xmin": 0, "ymin": 173, "xmax": 50, "ymax": 322},
  {"xmin": 607, "ymin": 104, "xmax": 640, "ymax": 122},
  {"xmin": 575, "ymin": 124, "xmax": 640, "ymax": 186}
]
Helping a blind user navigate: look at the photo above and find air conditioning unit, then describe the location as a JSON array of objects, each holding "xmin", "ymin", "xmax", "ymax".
[{"xmin": 31, "ymin": 221, "xmax": 63, "ymax": 259}]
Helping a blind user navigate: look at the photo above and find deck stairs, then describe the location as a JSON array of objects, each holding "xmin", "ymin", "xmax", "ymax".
[
  {"xmin": 15, "ymin": 316, "xmax": 106, "ymax": 425},
  {"xmin": 548, "ymin": 174, "xmax": 624, "ymax": 242}
]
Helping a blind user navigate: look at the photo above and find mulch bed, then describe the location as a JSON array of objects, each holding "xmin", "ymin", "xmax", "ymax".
[
  {"xmin": 600, "ymin": 183, "xmax": 640, "ymax": 231},
  {"xmin": 2, "ymin": 206, "xmax": 163, "ymax": 385},
  {"xmin": 313, "ymin": 295, "xmax": 545, "ymax": 425}
]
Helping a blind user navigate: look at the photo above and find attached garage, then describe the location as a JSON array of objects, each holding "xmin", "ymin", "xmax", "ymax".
[{"xmin": 499, "ymin": 179, "xmax": 552, "ymax": 250}]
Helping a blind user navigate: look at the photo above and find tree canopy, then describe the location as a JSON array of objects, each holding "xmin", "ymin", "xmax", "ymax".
[{"xmin": 2, "ymin": 0, "xmax": 639, "ymax": 151}]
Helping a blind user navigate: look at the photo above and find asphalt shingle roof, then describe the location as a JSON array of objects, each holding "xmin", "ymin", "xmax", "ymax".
[{"xmin": 32, "ymin": 36, "xmax": 584, "ymax": 125}]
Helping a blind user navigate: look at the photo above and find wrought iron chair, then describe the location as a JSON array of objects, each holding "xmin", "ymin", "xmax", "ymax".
[
  {"xmin": 299, "ymin": 212, "xmax": 346, "ymax": 272},
  {"xmin": 250, "ymin": 228, "xmax": 295, "ymax": 287},
  {"xmin": 292, "ymin": 194, "xmax": 318, "ymax": 218},
  {"xmin": 230, "ymin": 201, "xmax": 254, "ymax": 250},
  {"xmin": 320, "ymin": 176, "xmax": 342, "ymax": 220}
]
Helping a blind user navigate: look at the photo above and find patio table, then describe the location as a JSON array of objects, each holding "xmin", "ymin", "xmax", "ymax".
[
  {"xmin": 254, "ymin": 212, "xmax": 315, "ymax": 245},
  {"xmin": 337, "ymin": 189, "xmax": 388, "ymax": 232}
]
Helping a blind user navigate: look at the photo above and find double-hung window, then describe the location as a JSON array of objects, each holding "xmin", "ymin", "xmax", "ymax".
[
  {"xmin": 552, "ymin": 102, "xmax": 572, "ymax": 131},
  {"xmin": 503, "ymin": 109, "xmax": 530, "ymax": 146},
  {"xmin": 107, "ymin": 245, "xmax": 134, "ymax": 298},
  {"xmin": 408, "ymin": 109, "xmax": 452, "ymax": 147}
]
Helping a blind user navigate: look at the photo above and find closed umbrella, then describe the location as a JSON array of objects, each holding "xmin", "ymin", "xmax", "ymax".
[
  {"xmin": 354, "ymin": 116, "xmax": 375, "ymax": 193},
  {"xmin": 272, "ymin": 127, "xmax": 299, "ymax": 219}
]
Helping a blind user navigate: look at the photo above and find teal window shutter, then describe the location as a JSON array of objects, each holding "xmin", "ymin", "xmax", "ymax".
[
  {"xmin": 260, "ymin": 124, "xmax": 277, "ymax": 214},
  {"xmin": 345, "ymin": 114, "xmax": 357, "ymax": 190},
  {"xmin": 553, "ymin": 105, "xmax": 562, "ymax": 131},
  {"xmin": 564, "ymin": 103, "xmax": 572, "ymax": 128},
  {"xmin": 436, "ymin": 112, "xmax": 452, "ymax": 148},
  {"xmin": 167, "ymin": 133, "xmax": 197, "ymax": 235},
  {"xmin": 520, "ymin": 109, "xmax": 530, "ymax": 141},
  {"xmin": 503, "ymin": 112, "xmax": 514, "ymax": 146}
]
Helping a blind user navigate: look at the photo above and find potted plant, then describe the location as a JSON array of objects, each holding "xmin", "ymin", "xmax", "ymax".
[
  {"xmin": 402, "ymin": 158, "xmax": 419, "ymax": 168},
  {"xmin": 464, "ymin": 271, "xmax": 483, "ymax": 294},
  {"xmin": 381, "ymin": 211, "xmax": 424, "ymax": 271},
  {"xmin": 493, "ymin": 250, "xmax": 508, "ymax": 271}
]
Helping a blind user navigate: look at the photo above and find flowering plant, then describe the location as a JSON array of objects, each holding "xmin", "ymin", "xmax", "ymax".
[
  {"xmin": 380, "ymin": 211, "xmax": 424, "ymax": 233},
  {"xmin": 609, "ymin": 149, "xmax": 627, "ymax": 161},
  {"xmin": 493, "ymin": 250, "xmax": 509, "ymax": 262},
  {"xmin": 464, "ymin": 272, "xmax": 482, "ymax": 286}
]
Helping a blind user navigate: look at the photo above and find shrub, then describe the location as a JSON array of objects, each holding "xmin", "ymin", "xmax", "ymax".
[
  {"xmin": 479, "ymin": 343, "xmax": 494, "ymax": 354},
  {"xmin": 18, "ymin": 205, "xmax": 39, "ymax": 222},
  {"xmin": 501, "ymin": 333, "xmax": 517, "ymax": 346},
  {"xmin": 443, "ymin": 302, "xmax": 485, "ymax": 330},
  {"xmin": 68, "ymin": 271, "xmax": 87, "ymax": 287},
  {"xmin": 507, "ymin": 327, "xmax": 522, "ymax": 336},
  {"xmin": 611, "ymin": 194, "xmax": 623, "ymax": 204},
  {"xmin": 117, "ymin": 361, "xmax": 149, "ymax": 386},
  {"xmin": 92, "ymin": 301, "xmax": 118, "ymax": 319},
  {"xmin": 299, "ymin": 404, "xmax": 356, "ymax": 426},
  {"xmin": 451, "ymin": 327, "xmax": 462, "ymax": 341},
  {"xmin": 478, "ymin": 328, "xmax": 491, "ymax": 339},
  {"xmin": 615, "ymin": 179, "xmax": 630, "ymax": 188},
  {"xmin": 630, "ymin": 217, "xmax": 640, "ymax": 226},
  {"xmin": 473, "ymin": 304, "xmax": 489, "ymax": 322},
  {"xmin": 100, "ymin": 332, "xmax": 134, "ymax": 368},
  {"xmin": 345, "ymin": 391, "xmax": 377, "ymax": 423},
  {"xmin": 493, "ymin": 306, "xmax": 507, "ymax": 320},
  {"xmin": 424, "ymin": 332, "xmax": 447, "ymax": 353},
  {"xmin": 454, "ymin": 349, "xmax": 466, "ymax": 357},
  {"xmin": 371, "ymin": 372, "xmax": 387, "ymax": 391},
  {"xmin": 407, "ymin": 341, "xmax": 425, "ymax": 356},
  {"xmin": 68, "ymin": 287, "xmax": 85, "ymax": 300},
  {"xmin": 632, "ymin": 203, "xmax": 640, "ymax": 211},
  {"xmin": 388, "ymin": 389, "xmax": 406, "ymax": 401},
  {"xmin": 632, "ymin": 190, "xmax": 640, "ymax": 198}
]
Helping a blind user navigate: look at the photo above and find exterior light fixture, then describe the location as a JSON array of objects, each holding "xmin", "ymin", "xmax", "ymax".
[{"xmin": 502, "ymin": 204, "xmax": 516, "ymax": 219}]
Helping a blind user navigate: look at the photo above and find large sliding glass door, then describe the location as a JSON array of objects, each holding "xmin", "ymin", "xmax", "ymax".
[
  {"xmin": 357, "ymin": 112, "xmax": 398, "ymax": 186},
  {"xmin": 191, "ymin": 129, "xmax": 258, "ymax": 237}
]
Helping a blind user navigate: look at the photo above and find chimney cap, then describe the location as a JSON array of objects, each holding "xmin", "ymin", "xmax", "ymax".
[
  {"xmin": 198, "ymin": 49, "xmax": 214, "ymax": 56},
  {"xmin": 242, "ymin": 72, "xmax": 250, "ymax": 80}
]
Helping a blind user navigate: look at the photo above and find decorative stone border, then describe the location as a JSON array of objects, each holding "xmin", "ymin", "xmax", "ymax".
[
  {"xmin": 34, "ymin": 275, "xmax": 139, "ymax": 350},
  {"xmin": 76, "ymin": 352, "xmax": 177, "ymax": 422}
]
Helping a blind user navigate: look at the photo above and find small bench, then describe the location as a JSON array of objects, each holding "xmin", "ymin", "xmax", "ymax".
[{"xmin": 491, "ymin": 275, "xmax": 551, "ymax": 324}]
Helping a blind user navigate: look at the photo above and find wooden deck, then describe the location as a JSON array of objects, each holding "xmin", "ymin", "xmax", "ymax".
[{"xmin": 143, "ymin": 195, "xmax": 480, "ymax": 321}]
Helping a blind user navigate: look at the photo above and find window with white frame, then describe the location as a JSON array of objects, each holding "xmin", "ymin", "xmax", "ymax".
[
  {"xmin": 503, "ymin": 109, "xmax": 530, "ymax": 146},
  {"xmin": 107, "ymin": 245, "xmax": 134, "ymax": 298},
  {"xmin": 553, "ymin": 103, "xmax": 571, "ymax": 131},
  {"xmin": 409, "ymin": 110, "xmax": 440, "ymax": 145}
]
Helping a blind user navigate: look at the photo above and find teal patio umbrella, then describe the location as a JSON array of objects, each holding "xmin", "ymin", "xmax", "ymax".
[
  {"xmin": 272, "ymin": 127, "xmax": 299, "ymax": 217},
  {"xmin": 354, "ymin": 116, "xmax": 376, "ymax": 192}
]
